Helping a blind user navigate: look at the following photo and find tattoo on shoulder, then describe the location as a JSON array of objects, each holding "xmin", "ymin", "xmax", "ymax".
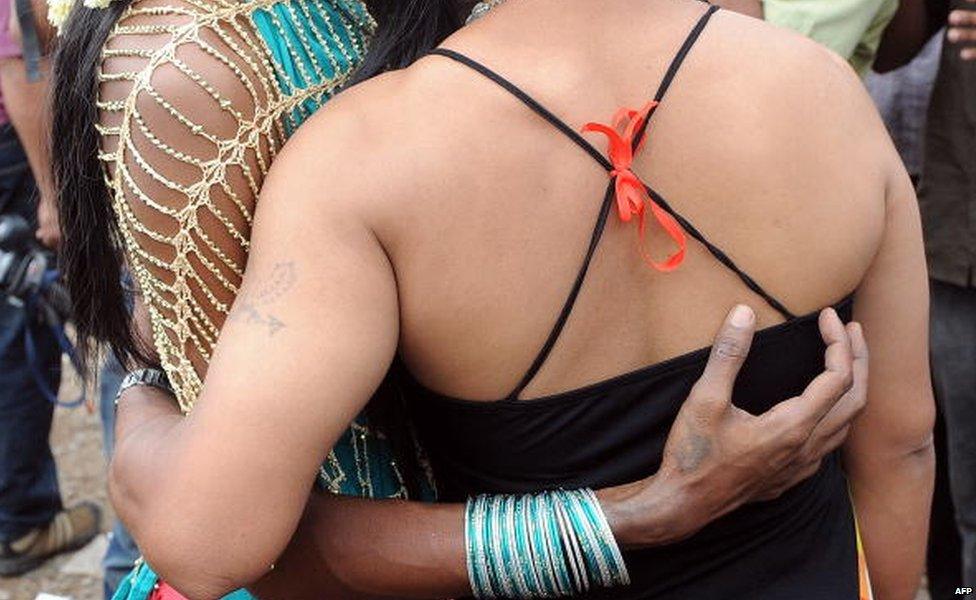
[{"xmin": 228, "ymin": 261, "xmax": 296, "ymax": 336}]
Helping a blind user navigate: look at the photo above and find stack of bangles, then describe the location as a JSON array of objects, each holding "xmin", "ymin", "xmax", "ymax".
[{"xmin": 465, "ymin": 488, "xmax": 630, "ymax": 598}]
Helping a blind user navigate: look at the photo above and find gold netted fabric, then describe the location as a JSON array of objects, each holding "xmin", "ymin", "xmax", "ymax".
[{"xmin": 96, "ymin": 0, "xmax": 375, "ymax": 413}]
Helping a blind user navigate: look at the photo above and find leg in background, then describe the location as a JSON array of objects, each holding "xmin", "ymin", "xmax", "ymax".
[
  {"xmin": 926, "ymin": 395, "xmax": 964, "ymax": 599},
  {"xmin": 0, "ymin": 122, "xmax": 99, "ymax": 577},
  {"xmin": 929, "ymin": 279, "xmax": 976, "ymax": 587},
  {"xmin": 99, "ymin": 355, "xmax": 140, "ymax": 599}
]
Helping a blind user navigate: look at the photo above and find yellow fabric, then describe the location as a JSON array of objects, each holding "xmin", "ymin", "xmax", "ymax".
[{"xmin": 96, "ymin": 0, "xmax": 374, "ymax": 412}]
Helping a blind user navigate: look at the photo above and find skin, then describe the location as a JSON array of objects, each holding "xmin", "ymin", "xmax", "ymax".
[
  {"xmin": 876, "ymin": 0, "xmax": 976, "ymax": 68},
  {"xmin": 873, "ymin": 0, "xmax": 933, "ymax": 71},
  {"xmin": 1, "ymin": 0, "xmax": 58, "ymax": 248},
  {"xmin": 711, "ymin": 0, "xmax": 762, "ymax": 18},
  {"xmin": 109, "ymin": 1, "xmax": 933, "ymax": 598},
  {"xmin": 948, "ymin": 0, "xmax": 976, "ymax": 60},
  {"xmin": 117, "ymin": 305, "xmax": 866, "ymax": 599}
]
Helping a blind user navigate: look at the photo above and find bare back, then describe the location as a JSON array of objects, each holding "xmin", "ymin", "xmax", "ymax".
[
  {"xmin": 299, "ymin": 0, "xmax": 893, "ymax": 401},
  {"xmin": 190, "ymin": 2, "xmax": 931, "ymax": 594}
]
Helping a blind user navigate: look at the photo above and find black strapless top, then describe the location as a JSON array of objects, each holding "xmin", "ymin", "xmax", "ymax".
[
  {"xmin": 403, "ymin": 298, "xmax": 858, "ymax": 599},
  {"xmin": 407, "ymin": 6, "xmax": 861, "ymax": 598}
]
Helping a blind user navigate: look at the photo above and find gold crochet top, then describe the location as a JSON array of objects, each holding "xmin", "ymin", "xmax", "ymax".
[{"xmin": 96, "ymin": 0, "xmax": 375, "ymax": 413}]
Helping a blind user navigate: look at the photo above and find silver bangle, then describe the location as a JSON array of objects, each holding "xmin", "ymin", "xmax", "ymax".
[{"xmin": 114, "ymin": 368, "xmax": 176, "ymax": 409}]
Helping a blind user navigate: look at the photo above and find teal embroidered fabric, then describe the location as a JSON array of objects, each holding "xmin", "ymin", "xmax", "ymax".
[{"xmin": 100, "ymin": 1, "xmax": 434, "ymax": 598}]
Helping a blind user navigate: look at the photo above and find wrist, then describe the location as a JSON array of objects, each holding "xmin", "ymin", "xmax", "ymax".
[
  {"xmin": 597, "ymin": 474, "xmax": 704, "ymax": 549},
  {"xmin": 114, "ymin": 385, "xmax": 182, "ymax": 447}
]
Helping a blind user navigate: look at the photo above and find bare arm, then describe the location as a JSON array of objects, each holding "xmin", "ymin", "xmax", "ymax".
[
  {"xmin": 110, "ymin": 96, "xmax": 870, "ymax": 599},
  {"xmin": 0, "ymin": 0, "xmax": 58, "ymax": 246},
  {"xmin": 873, "ymin": 0, "xmax": 940, "ymax": 72},
  {"xmin": 115, "ymin": 293, "xmax": 866, "ymax": 600},
  {"xmin": 845, "ymin": 163, "xmax": 935, "ymax": 599}
]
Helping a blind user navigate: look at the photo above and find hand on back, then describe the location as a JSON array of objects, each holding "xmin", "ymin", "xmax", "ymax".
[{"xmin": 609, "ymin": 305, "xmax": 868, "ymax": 546}]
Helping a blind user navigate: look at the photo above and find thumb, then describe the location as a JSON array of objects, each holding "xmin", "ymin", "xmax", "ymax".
[{"xmin": 691, "ymin": 304, "xmax": 756, "ymax": 408}]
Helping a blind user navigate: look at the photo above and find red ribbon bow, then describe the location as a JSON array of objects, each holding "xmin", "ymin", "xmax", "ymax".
[{"xmin": 582, "ymin": 101, "xmax": 686, "ymax": 272}]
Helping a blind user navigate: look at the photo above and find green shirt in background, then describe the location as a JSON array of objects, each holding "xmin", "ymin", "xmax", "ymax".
[{"xmin": 763, "ymin": 0, "xmax": 899, "ymax": 75}]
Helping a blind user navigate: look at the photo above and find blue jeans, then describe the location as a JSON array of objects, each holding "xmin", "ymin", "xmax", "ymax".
[
  {"xmin": 0, "ymin": 122, "xmax": 63, "ymax": 543},
  {"xmin": 99, "ymin": 357, "xmax": 140, "ymax": 599},
  {"xmin": 930, "ymin": 279, "xmax": 976, "ymax": 587}
]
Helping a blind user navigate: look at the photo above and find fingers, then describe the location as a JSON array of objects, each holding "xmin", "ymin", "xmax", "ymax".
[
  {"xmin": 792, "ymin": 321, "xmax": 868, "ymax": 466},
  {"xmin": 806, "ymin": 321, "xmax": 869, "ymax": 432},
  {"xmin": 691, "ymin": 305, "xmax": 756, "ymax": 407},
  {"xmin": 819, "ymin": 425, "xmax": 851, "ymax": 456},
  {"xmin": 798, "ymin": 309, "xmax": 854, "ymax": 422},
  {"xmin": 949, "ymin": 10, "xmax": 976, "ymax": 59},
  {"xmin": 949, "ymin": 10, "xmax": 976, "ymax": 29},
  {"xmin": 758, "ymin": 309, "xmax": 854, "ymax": 438},
  {"xmin": 756, "ymin": 459, "xmax": 823, "ymax": 501},
  {"xmin": 846, "ymin": 321, "xmax": 869, "ymax": 414},
  {"xmin": 948, "ymin": 26, "xmax": 976, "ymax": 43},
  {"xmin": 36, "ymin": 229, "xmax": 60, "ymax": 250}
]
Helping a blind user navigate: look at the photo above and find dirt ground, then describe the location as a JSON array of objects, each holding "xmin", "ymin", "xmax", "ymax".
[{"xmin": 0, "ymin": 368, "xmax": 109, "ymax": 600}]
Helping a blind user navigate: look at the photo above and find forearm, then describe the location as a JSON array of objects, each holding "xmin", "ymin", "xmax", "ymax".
[
  {"xmin": 252, "ymin": 477, "xmax": 689, "ymax": 599},
  {"xmin": 874, "ymin": 0, "xmax": 936, "ymax": 72},
  {"xmin": 110, "ymin": 390, "xmax": 269, "ymax": 599},
  {"xmin": 114, "ymin": 384, "xmax": 345, "ymax": 598},
  {"xmin": 109, "ymin": 390, "xmax": 186, "ymax": 548},
  {"xmin": 252, "ymin": 493, "xmax": 469, "ymax": 600},
  {"xmin": 846, "ymin": 441, "xmax": 935, "ymax": 600},
  {"xmin": 113, "ymin": 393, "xmax": 470, "ymax": 600},
  {"xmin": 0, "ymin": 56, "xmax": 55, "ymax": 203}
]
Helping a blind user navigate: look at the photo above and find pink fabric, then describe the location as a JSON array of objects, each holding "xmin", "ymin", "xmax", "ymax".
[
  {"xmin": 0, "ymin": 0, "xmax": 21, "ymax": 125},
  {"xmin": 0, "ymin": 1, "xmax": 17, "ymax": 58},
  {"xmin": 149, "ymin": 582, "xmax": 190, "ymax": 600}
]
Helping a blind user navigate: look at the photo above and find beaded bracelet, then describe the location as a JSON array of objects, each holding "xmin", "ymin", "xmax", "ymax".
[{"xmin": 464, "ymin": 489, "xmax": 630, "ymax": 598}]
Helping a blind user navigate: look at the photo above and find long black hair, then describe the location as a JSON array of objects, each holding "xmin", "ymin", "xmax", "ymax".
[{"xmin": 51, "ymin": 0, "xmax": 462, "ymax": 373}]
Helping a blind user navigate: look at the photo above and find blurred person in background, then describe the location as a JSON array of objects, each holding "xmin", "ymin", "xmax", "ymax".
[
  {"xmin": 0, "ymin": 0, "xmax": 99, "ymax": 577},
  {"xmin": 97, "ymin": 356, "xmax": 133, "ymax": 598},
  {"xmin": 868, "ymin": 2, "xmax": 959, "ymax": 594},
  {"xmin": 714, "ymin": 0, "xmax": 898, "ymax": 75},
  {"xmin": 919, "ymin": 0, "xmax": 976, "ymax": 588},
  {"xmin": 874, "ymin": 0, "xmax": 976, "ymax": 589}
]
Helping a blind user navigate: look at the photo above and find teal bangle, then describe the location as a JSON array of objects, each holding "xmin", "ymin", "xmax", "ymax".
[
  {"xmin": 530, "ymin": 493, "xmax": 558, "ymax": 595},
  {"xmin": 514, "ymin": 495, "xmax": 540, "ymax": 595},
  {"xmin": 464, "ymin": 489, "xmax": 629, "ymax": 598},
  {"xmin": 489, "ymin": 494, "xmax": 512, "ymax": 598},
  {"xmin": 579, "ymin": 488, "xmax": 630, "ymax": 586},
  {"xmin": 543, "ymin": 491, "xmax": 573, "ymax": 595},
  {"xmin": 466, "ymin": 497, "xmax": 491, "ymax": 598},
  {"xmin": 565, "ymin": 490, "xmax": 612, "ymax": 586},
  {"xmin": 553, "ymin": 495, "xmax": 587, "ymax": 593}
]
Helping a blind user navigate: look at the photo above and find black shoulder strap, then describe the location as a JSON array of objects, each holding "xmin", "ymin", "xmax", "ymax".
[
  {"xmin": 631, "ymin": 4, "xmax": 719, "ymax": 150},
  {"xmin": 428, "ymin": 5, "xmax": 790, "ymax": 400},
  {"xmin": 427, "ymin": 48, "xmax": 613, "ymax": 173},
  {"xmin": 508, "ymin": 5, "xmax": 722, "ymax": 400},
  {"xmin": 656, "ymin": 5, "xmax": 718, "ymax": 103}
]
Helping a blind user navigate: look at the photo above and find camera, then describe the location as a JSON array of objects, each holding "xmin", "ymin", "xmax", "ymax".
[{"xmin": 0, "ymin": 214, "xmax": 70, "ymax": 325}]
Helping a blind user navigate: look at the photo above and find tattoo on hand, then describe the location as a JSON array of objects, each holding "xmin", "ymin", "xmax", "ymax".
[
  {"xmin": 676, "ymin": 432, "xmax": 712, "ymax": 473},
  {"xmin": 228, "ymin": 261, "xmax": 296, "ymax": 336}
]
